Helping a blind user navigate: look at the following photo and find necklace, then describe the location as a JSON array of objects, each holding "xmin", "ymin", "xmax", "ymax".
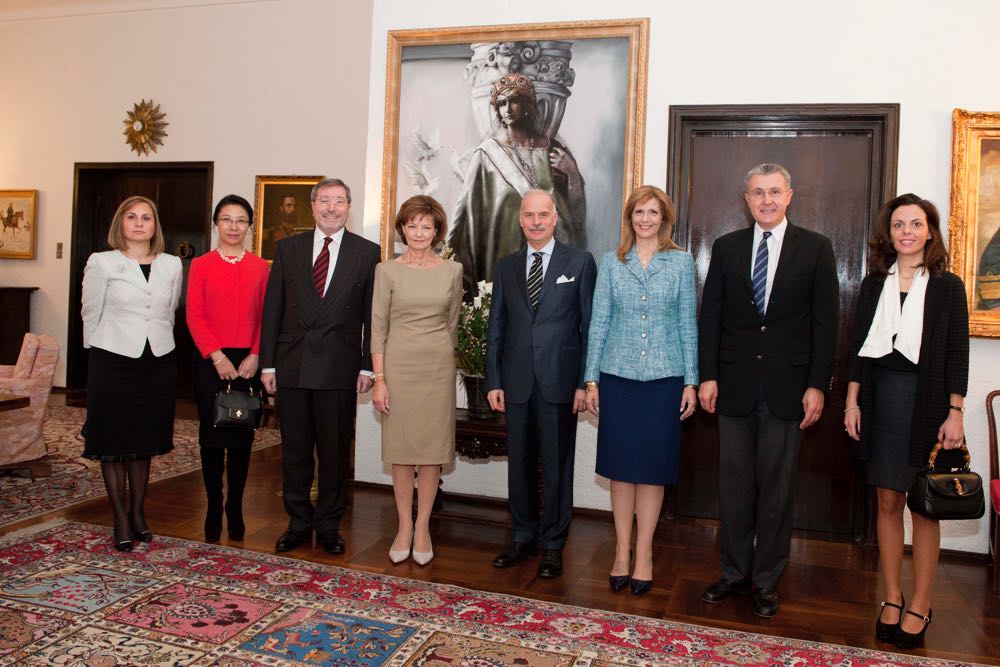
[
  {"xmin": 403, "ymin": 253, "xmax": 432, "ymax": 268},
  {"xmin": 216, "ymin": 247, "xmax": 245, "ymax": 265},
  {"xmin": 506, "ymin": 129, "xmax": 537, "ymax": 187}
]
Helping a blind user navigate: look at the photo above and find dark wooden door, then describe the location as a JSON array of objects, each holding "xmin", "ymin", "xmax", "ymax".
[
  {"xmin": 666, "ymin": 105, "xmax": 899, "ymax": 541},
  {"xmin": 68, "ymin": 163, "xmax": 214, "ymax": 397}
]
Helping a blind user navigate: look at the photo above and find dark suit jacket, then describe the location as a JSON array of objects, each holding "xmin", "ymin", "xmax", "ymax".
[
  {"xmin": 486, "ymin": 241, "xmax": 597, "ymax": 404},
  {"xmin": 699, "ymin": 223, "xmax": 839, "ymax": 420},
  {"xmin": 259, "ymin": 229, "xmax": 380, "ymax": 391},
  {"xmin": 846, "ymin": 271, "xmax": 969, "ymax": 466}
]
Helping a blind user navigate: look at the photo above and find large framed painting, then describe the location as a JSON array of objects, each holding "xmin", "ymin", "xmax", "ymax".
[
  {"xmin": 253, "ymin": 175, "xmax": 323, "ymax": 262},
  {"xmin": 949, "ymin": 109, "xmax": 1000, "ymax": 337},
  {"xmin": 381, "ymin": 19, "xmax": 649, "ymax": 293},
  {"xmin": 0, "ymin": 189, "xmax": 37, "ymax": 260}
]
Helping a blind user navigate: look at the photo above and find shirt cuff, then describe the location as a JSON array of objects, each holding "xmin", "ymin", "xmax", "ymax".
[
  {"xmin": 359, "ymin": 370, "xmax": 374, "ymax": 378},
  {"xmin": 262, "ymin": 368, "xmax": 276, "ymax": 374}
]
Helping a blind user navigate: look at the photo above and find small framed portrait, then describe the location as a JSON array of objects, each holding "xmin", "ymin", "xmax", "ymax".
[
  {"xmin": 0, "ymin": 190, "xmax": 38, "ymax": 260},
  {"xmin": 253, "ymin": 175, "xmax": 323, "ymax": 261},
  {"xmin": 948, "ymin": 109, "xmax": 1000, "ymax": 337}
]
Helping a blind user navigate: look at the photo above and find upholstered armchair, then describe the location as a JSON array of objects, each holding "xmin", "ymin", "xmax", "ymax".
[
  {"xmin": 0, "ymin": 333, "xmax": 59, "ymax": 477},
  {"xmin": 988, "ymin": 389, "xmax": 1000, "ymax": 593}
]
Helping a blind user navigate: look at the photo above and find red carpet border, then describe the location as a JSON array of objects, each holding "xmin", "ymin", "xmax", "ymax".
[
  {"xmin": 0, "ymin": 522, "xmax": 988, "ymax": 666},
  {"xmin": 0, "ymin": 406, "xmax": 281, "ymax": 528}
]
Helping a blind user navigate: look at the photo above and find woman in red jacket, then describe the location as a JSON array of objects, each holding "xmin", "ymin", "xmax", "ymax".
[{"xmin": 186, "ymin": 194, "xmax": 269, "ymax": 542}]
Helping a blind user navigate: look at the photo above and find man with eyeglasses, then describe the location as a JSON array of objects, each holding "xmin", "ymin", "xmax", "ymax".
[
  {"xmin": 698, "ymin": 163, "xmax": 838, "ymax": 617},
  {"xmin": 260, "ymin": 178, "xmax": 380, "ymax": 555}
]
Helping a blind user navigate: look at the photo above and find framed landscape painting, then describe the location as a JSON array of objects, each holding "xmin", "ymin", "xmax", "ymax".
[{"xmin": 0, "ymin": 190, "xmax": 37, "ymax": 260}]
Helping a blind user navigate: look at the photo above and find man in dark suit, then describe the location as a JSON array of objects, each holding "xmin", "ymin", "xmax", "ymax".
[
  {"xmin": 486, "ymin": 189, "xmax": 597, "ymax": 578},
  {"xmin": 260, "ymin": 178, "xmax": 380, "ymax": 555},
  {"xmin": 698, "ymin": 163, "xmax": 838, "ymax": 617}
]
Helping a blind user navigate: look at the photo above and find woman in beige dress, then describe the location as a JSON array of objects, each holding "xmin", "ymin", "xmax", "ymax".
[{"xmin": 372, "ymin": 195, "xmax": 463, "ymax": 566}]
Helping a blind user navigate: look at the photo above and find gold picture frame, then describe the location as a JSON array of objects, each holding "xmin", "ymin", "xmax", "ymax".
[
  {"xmin": 380, "ymin": 19, "xmax": 649, "ymax": 276},
  {"xmin": 253, "ymin": 175, "xmax": 323, "ymax": 262},
  {"xmin": 0, "ymin": 189, "xmax": 38, "ymax": 260},
  {"xmin": 948, "ymin": 109, "xmax": 1000, "ymax": 337}
]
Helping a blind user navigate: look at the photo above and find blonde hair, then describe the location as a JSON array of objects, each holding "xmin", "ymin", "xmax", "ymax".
[
  {"xmin": 616, "ymin": 185, "xmax": 680, "ymax": 262},
  {"xmin": 107, "ymin": 196, "xmax": 165, "ymax": 255}
]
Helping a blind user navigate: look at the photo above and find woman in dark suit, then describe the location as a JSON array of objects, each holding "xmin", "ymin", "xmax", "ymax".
[
  {"xmin": 844, "ymin": 193, "xmax": 969, "ymax": 649},
  {"xmin": 186, "ymin": 195, "xmax": 269, "ymax": 542},
  {"xmin": 81, "ymin": 196, "xmax": 183, "ymax": 551}
]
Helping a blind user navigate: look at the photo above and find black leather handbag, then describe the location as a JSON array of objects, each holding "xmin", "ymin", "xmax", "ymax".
[
  {"xmin": 212, "ymin": 383, "xmax": 263, "ymax": 430},
  {"xmin": 907, "ymin": 442, "xmax": 985, "ymax": 520}
]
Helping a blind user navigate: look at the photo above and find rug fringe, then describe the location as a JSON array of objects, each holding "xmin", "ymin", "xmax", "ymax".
[{"xmin": 0, "ymin": 517, "xmax": 69, "ymax": 545}]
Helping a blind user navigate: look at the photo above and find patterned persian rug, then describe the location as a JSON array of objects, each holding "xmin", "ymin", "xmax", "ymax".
[
  {"xmin": 0, "ymin": 406, "xmax": 281, "ymax": 528},
  {"xmin": 0, "ymin": 522, "xmax": 986, "ymax": 667}
]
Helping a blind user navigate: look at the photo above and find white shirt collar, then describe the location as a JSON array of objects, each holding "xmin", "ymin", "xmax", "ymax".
[
  {"xmin": 527, "ymin": 237, "xmax": 556, "ymax": 257},
  {"xmin": 754, "ymin": 218, "xmax": 788, "ymax": 241},
  {"xmin": 313, "ymin": 226, "xmax": 346, "ymax": 245}
]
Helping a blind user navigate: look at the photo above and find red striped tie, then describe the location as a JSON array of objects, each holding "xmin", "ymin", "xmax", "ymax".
[{"xmin": 313, "ymin": 236, "xmax": 332, "ymax": 296}]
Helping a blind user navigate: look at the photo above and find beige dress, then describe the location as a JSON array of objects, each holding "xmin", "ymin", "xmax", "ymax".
[{"xmin": 371, "ymin": 259, "xmax": 463, "ymax": 464}]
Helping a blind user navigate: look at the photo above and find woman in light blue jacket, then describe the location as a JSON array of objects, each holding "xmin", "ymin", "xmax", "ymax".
[{"xmin": 584, "ymin": 185, "xmax": 698, "ymax": 595}]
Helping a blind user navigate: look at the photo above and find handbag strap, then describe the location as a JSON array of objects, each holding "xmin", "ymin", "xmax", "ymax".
[{"xmin": 926, "ymin": 441, "xmax": 972, "ymax": 472}]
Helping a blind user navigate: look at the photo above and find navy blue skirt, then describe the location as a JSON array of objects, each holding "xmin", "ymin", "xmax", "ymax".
[{"xmin": 595, "ymin": 373, "xmax": 683, "ymax": 485}]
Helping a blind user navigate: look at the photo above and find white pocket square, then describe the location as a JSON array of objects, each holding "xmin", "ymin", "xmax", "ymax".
[{"xmin": 556, "ymin": 274, "xmax": 575, "ymax": 284}]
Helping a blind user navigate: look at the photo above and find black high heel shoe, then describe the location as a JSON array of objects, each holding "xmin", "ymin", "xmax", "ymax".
[
  {"xmin": 129, "ymin": 515, "xmax": 153, "ymax": 543},
  {"xmin": 894, "ymin": 609, "xmax": 931, "ymax": 649},
  {"xmin": 113, "ymin": 519, "xmax": 133, "ymax": 552},
  {"xmin": 609, "ymin": 574, "xmax": 630, "ymax": 592},
  {"xmin": 875, "ymin": 595, "xmax": 904, "ymax": 641},
  {"xmin": 629, "ymin": 578, "xmax": 652, "ymax": 596}
]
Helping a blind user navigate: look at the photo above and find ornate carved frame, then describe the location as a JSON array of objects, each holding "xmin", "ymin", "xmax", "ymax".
[
  {"xmin": 0, "ymin": 189, "xmax": 38, "ymax": 260},
  {"xmin": 252, "ymin": 175, "xmax": 324, "ymax": 262},
  {"xmin": 380, "ymin": 18, "xmax": 649, "ymax": 257},
  {"xmin": 949, "ymin": 109, "xmax": 1000, "ymax": 337}
]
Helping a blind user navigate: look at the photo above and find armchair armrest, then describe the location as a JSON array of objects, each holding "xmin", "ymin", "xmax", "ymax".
[
  {"xmin": 0, "ymin": 366, "xmax": 14, "ymax": 379},
  {"xmin": 0, "ymin": 377, "xmax": 43, "ymax": 396}
]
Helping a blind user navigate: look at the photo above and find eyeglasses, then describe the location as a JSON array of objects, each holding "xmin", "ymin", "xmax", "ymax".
[
  {"xmin": 747, "ymin": 189, "xmax": 787, "ymax": 201},
  {"xmin": 218, "ymin": 216, "xmax": 249, "ymax": 227},
  {"xmin": 316, "ymin": 196, "xmax": 348, "ymax": 206}
]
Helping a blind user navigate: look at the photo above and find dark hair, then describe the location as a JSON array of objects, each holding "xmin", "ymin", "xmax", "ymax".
[
  {"xmin": 616, "ymin": 185, "xmax": 680, "ymax": 261},
  {"xmin": 868, "ymin": 193, "xmax": 947, "ymax": 276},
  {"xmin": 394, "ymin": 195, "xmax": 447, "ymax": 246},
  {"xmin": 212, "ymin": 194, "xmax": 254, "ymax": 227}
]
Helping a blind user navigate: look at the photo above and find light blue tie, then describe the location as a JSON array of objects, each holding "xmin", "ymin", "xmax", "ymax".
[{"xmin": 752, "ymin": 231, "xmax": 772, "ymax": 318}]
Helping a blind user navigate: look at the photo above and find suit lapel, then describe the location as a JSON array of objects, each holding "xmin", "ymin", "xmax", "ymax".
[
  {"xmin": 735, "ymin": 227, "xmax": 754, "ymax": 294},
  {"xmin": 513, "ymin": 247, "xmax": 530, "ymax": 311},
  {"xmin": 535, "ymin": 242, "xmax": 567, "ymax": 316},
  {"xmin": 323, "ymin": 231, "xmax": 361, "ymax": 310},
  {"xmin": 624, "ymin": 248, "xmax": 646, "ymax": 284},
  {"xmin": 771, "ymin": 223, "xmax": 802, "ymax": 289},
  {"xmin": 295, "ymin": 232, "xmax": 321, "ymax": 307},
  {"xmin": 920, "ymin": 275, "xmax": 943, "ymax": 352}
]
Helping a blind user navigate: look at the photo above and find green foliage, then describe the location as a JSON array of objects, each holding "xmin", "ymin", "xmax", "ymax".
[{"xmin": 455, "ymin": 281, "xmax": 492, "ymax": 377}]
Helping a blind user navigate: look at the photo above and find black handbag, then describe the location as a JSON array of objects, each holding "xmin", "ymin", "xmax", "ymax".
[
  {"xmin": 212, "ymin": 383, "xmax": 263, "ymax": 430},
  {"xmin": 907, "ymin": 442, "xmax": 985, "ymax": 520}
]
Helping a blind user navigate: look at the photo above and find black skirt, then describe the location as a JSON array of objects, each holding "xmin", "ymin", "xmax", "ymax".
[
  {"xmin": 193, "ymin": 347, "xmax": 262, "ymax": 450},
  {"xmin": 866, "ymin": 365, "xmax": 922, "ymax": 492},
  {"xmin": 82, "ymin": 343, "xmax": 176, "ymax": 461}
]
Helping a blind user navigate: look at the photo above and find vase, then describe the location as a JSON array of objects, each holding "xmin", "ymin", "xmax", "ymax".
[{"xmin": 462, "ymin": 374, "xmax": 494, "ymax": 419}]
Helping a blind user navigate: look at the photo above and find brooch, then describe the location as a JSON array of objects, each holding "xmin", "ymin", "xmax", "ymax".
[{"xmin": 116, "ymin": 264, "xmax": 128, "ymax": 274}]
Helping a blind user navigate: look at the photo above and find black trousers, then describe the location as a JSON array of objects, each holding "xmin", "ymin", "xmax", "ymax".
[
  {"xmin": 277, "ymin": 387, "xmax": 356, "ymax": 536},
  {"xmin": 505, "ymin": 382, "xmax": 577, "ymax": 550},
  {"xmin": 717, "ymin": 394, "xmax": 804, "ymax": 590}
]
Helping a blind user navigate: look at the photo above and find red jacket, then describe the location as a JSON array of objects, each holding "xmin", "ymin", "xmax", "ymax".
[{"xmin": 186, "ymin": 250, "xmax": 269, "ymax": 357}]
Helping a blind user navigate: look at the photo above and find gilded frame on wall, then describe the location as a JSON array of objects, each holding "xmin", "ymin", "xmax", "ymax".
[
  {"xmin": 0, "ymin": 189, "xmax": 38, "ymax": 260},
  {"xmin": 253, "ymin": 175, "xmax": 323, "ymax": 262},
  {"xmin": 948, "ymin": 109, "xmax": 1000, "ymax": 337},
  {"xmin": 380, "ymin": 19, "xmax": 649, "ymax": 278}
]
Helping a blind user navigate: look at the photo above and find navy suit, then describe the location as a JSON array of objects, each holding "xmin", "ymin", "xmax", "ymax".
[{"xmin": 486, "ymin": 240, "xmax": 596, "ymax": 549}]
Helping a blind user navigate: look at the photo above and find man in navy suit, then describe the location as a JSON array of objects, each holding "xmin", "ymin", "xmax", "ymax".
[
  {"xmin": 698, "ymin": 163, "xmax": 838, "ymax": 617},
  {"xmin": 486, "ymin": 189, "xmax": 597, "ymax": 578},
  {"xmin": 260, "ymin": 178, "xmax": 380, "ymax": 556}
]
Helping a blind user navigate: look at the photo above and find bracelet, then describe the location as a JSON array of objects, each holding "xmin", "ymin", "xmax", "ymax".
[
  {"xmin": 949, "ymin": 405, "xmax": 964, "ymax": 413},
  {"xmin": 372, "ymin": 372, "xmax": 385, "ymax": 383},
  {"xmin": 212, "ymin": 357, "xmax": 225, "ymax": 366},
  {"xmin": 844, "ymin": 406, "xmax": 859, "ymax": 413},
  {"xmin": 585, "ymin": 381, "xmax": 598, "ymax": 391}
]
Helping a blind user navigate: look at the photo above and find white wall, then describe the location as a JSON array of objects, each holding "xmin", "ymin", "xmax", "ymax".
[
  {"xmin": 0, "ymin": 0, "xmax": 374, "ymax": 385},
  {"xmin": 357, "ymin": 0, "xmax": 1000, "ymax": 553}
]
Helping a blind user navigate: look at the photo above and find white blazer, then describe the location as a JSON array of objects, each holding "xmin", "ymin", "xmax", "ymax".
[{"xmin": 82, "ymin": 250, "xmax": 183, "ymax": 358}]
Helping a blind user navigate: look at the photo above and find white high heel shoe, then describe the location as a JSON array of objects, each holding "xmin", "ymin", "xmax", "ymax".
[
  {"xmin": 389, "ymin": 534, "xmax": 412, "ymax": 563},
  {"xmin": 412, "ymin": 533, "xmax": 433, "ymax": 565}
]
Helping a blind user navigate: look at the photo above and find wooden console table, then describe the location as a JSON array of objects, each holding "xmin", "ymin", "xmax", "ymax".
[{"xmin": 455, "ymin": 408, "xmax": 506, "ymax": 459}]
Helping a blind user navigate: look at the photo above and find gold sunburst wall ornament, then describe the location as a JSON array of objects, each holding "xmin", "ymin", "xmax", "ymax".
[{"xmin": 123, "ymin": 99, "xmax": 168, "ymax": 156}]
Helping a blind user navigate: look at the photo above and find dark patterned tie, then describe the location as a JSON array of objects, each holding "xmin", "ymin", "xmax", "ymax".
[
  {"xmin": 527, "ymin": 251, "xmax": 543, "ymax": 311},
  {"xmin": 313, "ymin": 236, "xmax": 333, "ymax": 297},
  {"xmin": 752, "ymin": 231, "xmax": 772, "ymax": 318}
]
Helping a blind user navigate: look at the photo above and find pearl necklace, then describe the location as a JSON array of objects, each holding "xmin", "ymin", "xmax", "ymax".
[{"xmin": 216, "ymin": 247, "xmax": 245, "ymax": 265}]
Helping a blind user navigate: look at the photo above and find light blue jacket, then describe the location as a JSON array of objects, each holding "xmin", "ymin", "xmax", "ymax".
[{"xmin": 585, "ymin": 248, "xmax": 698, "ymax": 384}]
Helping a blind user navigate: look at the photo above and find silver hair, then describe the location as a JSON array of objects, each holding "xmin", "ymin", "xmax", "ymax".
[
  {"xmin": 744, "ymin": 163, "xmax": 792, "ymax": 191},
  {"xmin": 310, "ymin": 178, "xmax": 352, "ymax": 203},
  {"xmin": 520, "ymin": 188, "xmax": 556, "ymax": 211}
]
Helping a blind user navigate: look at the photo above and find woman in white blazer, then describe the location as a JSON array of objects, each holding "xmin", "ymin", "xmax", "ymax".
[{"xmin": 81, "ymin": 195, "xmax": 182, "ymax": 552}]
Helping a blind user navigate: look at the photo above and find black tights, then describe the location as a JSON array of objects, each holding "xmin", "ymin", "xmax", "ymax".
[
  {"xmin": 201, "ymin": 446, "xmax": 252, "ymax": 539},
  {"xmin": 100, "ymin": 458, "xmax": 151, "ymax": 541}
]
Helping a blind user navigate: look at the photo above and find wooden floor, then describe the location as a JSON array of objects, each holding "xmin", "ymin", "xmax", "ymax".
[{"xmin": 5, "ymin": 397, "xmax": 999, "ymax": 665}]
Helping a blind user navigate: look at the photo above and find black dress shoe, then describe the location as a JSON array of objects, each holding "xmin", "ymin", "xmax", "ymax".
[
  {"xmin": 275, "ymin": 529, "xmax": 310, "ymax": 553},
  {"xmin": 609, "ymin": 574, "xmax": 630, "ymax": 592},
  {"xmin": 753, "ymin": 588, "xmax": 780, "ymax": 618},
  {"xmin": 629, "ymin": 578, "xmax": 652, "ymax": 595},
  {"xmin": 875, "ymin": 595, "xmax": 905, "ymax": 641},
  {"xmin": 114, "ymin": 538, "xmax": 134, "ymax": 553},
  {"xmin": 492, "ymin": 541, "xmax": 537, "ymax": 568},
  {"xmin": 894, "ymin": 609, "xmax": 932, "ymax": 649},
  {"xmin": 701, "ymin": 577, "xmax": 752, "ymax": 603},
  {"xmin": 319, "ymin": 531, "xmax": 346, "ymax": 554},
  {"xmin": 537, "ymin": 549, "xmax": 563, "ymax": 578},
  {"xmin": 132, "ymin": 530, "xmax": 153, "ymax": 543}
]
